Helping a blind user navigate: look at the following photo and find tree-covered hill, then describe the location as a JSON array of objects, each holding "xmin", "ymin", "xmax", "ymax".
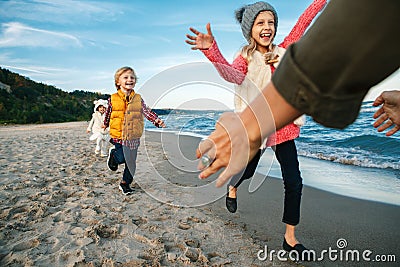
[{"xmin": 0, "ymin": 67, "xmax": 110, "ymax": 124}]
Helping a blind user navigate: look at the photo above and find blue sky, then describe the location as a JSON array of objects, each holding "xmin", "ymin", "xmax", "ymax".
[{"xmin": 1, "ymin": 0, "xmax": 398, "ymax": 109}]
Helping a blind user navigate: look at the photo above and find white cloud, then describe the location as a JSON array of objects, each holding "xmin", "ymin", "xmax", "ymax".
[
  {"xmin": 0, "ymin": 0, "xmax": 127, "ymax": 24},
  {"xmin": 0, "ymin": 22, "xmax": 82, "ymax": 48},
  {"xmin": 1, "ymin": 64, "xmax": 67, "ymax": 75},
  {"xmin": 1, "ymin": 65, "xmax": 50, "ymax": 75}
]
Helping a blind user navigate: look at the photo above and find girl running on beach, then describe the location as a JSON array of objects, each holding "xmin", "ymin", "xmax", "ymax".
[
  {"xmin": 186, "ymin": 0, "xmax": 326, "ymax": 260},
  {"xmin": 87, "ymin": 99, "xmax": 110, "ymax": 157},
  {"xmin": 103, "ymin": 66, "xmax": 166, "ymax": 195}
]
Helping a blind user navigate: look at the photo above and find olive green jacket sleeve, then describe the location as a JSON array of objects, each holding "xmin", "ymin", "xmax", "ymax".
[{"xmin": 272, "ymin": 0, "xmax": 400, "ymax": 129}]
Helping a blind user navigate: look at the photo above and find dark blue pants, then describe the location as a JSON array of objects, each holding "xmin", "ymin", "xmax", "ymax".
[
  {"xmin": 112, "ymin": 143, "xmax": 138, "ymax": 185},
  {"xmin": 274, "ymin": 140, "xmax": 303, "ymax": 226},
  {"xmin": 229, "ymin": 139, "xmax": 303, "ymax": 226}
]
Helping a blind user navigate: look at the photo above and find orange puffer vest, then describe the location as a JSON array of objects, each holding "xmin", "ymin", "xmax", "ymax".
[{"xmin": 109, "ymin": 90, "xmax": 144, "ymax": 140}]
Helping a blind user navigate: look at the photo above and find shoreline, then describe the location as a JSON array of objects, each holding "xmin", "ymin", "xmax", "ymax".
[
  {"xmin": 147, "ymin": 128, "xmax": 400, "ymax": 207},
  {"xmin": 258, "ymin": 149, "xmax": 400, "ymax": 207}
]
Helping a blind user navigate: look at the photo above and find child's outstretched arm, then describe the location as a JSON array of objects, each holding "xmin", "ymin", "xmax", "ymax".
[
  {"xmin": 186, "ymin": 23, "xmax": 247, "ymax": 85},
  {"xmin": 280, "ymin": 0, "xmax": 327, "ymax": 48},
  {"xmin": 142, "ymin": 100, "xmax": 166, "ymax": 128}
]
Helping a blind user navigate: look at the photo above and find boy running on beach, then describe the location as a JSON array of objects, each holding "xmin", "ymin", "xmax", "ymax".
[{"xmin": 103, "ymin": 66, "xmax": 166, "ymax": 195}]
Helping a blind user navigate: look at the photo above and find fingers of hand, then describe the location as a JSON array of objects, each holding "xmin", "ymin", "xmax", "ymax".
[
  {"xmin": 206, "ymin": 23, "xmax": 212, "ymax": 35},
  {"xmin": 189, "ymin": 27, "xmax": 199, "ymax": 35},
  {"xmin": 386, "ymin": 124, "xmax": 400, "ymax": 136},
  {"xmin": 377, "ymin": 119, "xmax": 392, "ymax": 132},
  {"xmin": 196, "ymin": 138, "xmax": 214, "ymax": 157},
  {"xmin": 373, "ymin": 107, "xmax": 384, "ymax": 119},
  {"xmin": 196, "ymin": 112, "xmax": 251, "ymax": 182},
  {"xmin": 196, "ymin": 125, "xmax": 231, "ymax": 180},
  {"xmin": 215, "ymin": 152, "xmax": 249, "ymax": 187},
  {"xmin": 215, "ymin": 168, "xmax": 233, "ymax": 188},
  {"xmin": 185, "ymin": 39, "xmax": 196, "ymax": 46},
  {"xmin": 186, "ymin": 34, "xmax": 197, "ymax": 41},
  {"xmin": 199, "ymin": 158, "xmax": 221, "ymax": 180},
  {"xmin": 376, "ymin": 116, "xmax": 398, "ymax": 134},
  {"xmin": 185, "ymin": 39, "xmax": 199, "ymax": 50},
  {"xmin": 373, "ymin": 112, "xmax": 388, "ymax": 128},
  {"xmin": 197, "ymin": 138, "xmax": 216, "ymax": 169},
  {"xmin": 372, "ymin": 95, "xmax": 384, "ymax": 107},
  {"xmin": 185, "ymin": 33, "xmax": 201, "ymax": 50}
]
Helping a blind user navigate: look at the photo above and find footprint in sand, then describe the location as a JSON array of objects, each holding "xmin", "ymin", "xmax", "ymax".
[
  {"xmin": 177, "ymin": 222, "xmax": 191, "ymax": 230},
  {"xmin": 177, "ymin": 216, "xmax": 206, "ymax": 230},
  {"xmin": 12, "ymin": 238, "xmax": 40, "ymax": 252},
  {"xmin": 8, "ymin": 205, "xmax": 29, "ymax": 220},
  {"xmin": 132, "ymin": 216, "xmax": 148, "ymax": 226},
  {"xmin": 184, "ymin": 238, "xmax": 200, "ymax": 248}
]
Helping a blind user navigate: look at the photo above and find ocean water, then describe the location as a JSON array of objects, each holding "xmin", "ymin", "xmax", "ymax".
[
  {"xmin": 146, "ymin": 101, "xmax": 400, "ymax": 205},
  {"xmin": 296, "ymin": 102, "xmax": 400, "ymax": 171}
]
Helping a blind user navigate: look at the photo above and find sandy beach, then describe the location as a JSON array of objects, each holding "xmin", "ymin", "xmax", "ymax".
[{"xmin": 0, "ymin": 122, "xmax": 399, "ymax": 266}]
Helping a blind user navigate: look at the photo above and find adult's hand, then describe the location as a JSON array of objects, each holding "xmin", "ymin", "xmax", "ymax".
[
  {"xmin": 196, "ymin": 112, "xmax": 256, "ymax": 187},
  {"xmin": 196, "ymin": 81, "xmax": 302, "ymax": 187},
  {"xmin": 373, "ymin": 90, "xmax": 400, "ymax": 136}
]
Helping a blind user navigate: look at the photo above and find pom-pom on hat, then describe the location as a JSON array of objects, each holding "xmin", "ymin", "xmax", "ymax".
[{"xmin": 235, "ymin": 1, "xmax": 278, "ymax": 42}]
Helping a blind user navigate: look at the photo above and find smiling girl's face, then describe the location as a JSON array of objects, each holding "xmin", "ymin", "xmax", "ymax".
[
  {"xmin": 98, "ymin": 105, "xmax": 106, "ymax": 114},
  {"xmin": 251, "ymin": 11, "xmax": 276, "ymax": 54}
]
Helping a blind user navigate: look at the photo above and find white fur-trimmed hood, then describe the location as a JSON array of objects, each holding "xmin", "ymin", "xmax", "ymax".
[{"xmin": 93, "ymin": 99, "xmax": 108, "ymax": 112}]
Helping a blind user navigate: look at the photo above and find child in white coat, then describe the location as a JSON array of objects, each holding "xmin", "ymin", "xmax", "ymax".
[{"xmin": 87, "ymin": 99, "xmax": 110, "ymax": 157}]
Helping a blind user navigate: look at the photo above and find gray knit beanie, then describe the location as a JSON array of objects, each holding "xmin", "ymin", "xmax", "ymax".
[{"xmin": 235, "ymin": 1, "xmax": 278, "ymax": 42}]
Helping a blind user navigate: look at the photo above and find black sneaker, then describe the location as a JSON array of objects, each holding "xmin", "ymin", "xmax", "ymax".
[
  {"xmin": 107, "ymin": 147, "xmax": 118, "ymax": 171},
  {"xmin": 119, "ymin": 183, "xmax": 133, "ymax": 195},
  {"xmin": 283, "ymin": 238, "xmax": 314, "ymax": 262}
]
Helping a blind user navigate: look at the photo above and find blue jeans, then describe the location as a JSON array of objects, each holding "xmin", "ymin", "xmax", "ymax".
[
  {"xmin": 112, "ymin": 143, "xmax": 138, "ymax": 185},
  {"xmin": 228, "ymin": 139, "xmax": 303, "ymax": 226}
]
